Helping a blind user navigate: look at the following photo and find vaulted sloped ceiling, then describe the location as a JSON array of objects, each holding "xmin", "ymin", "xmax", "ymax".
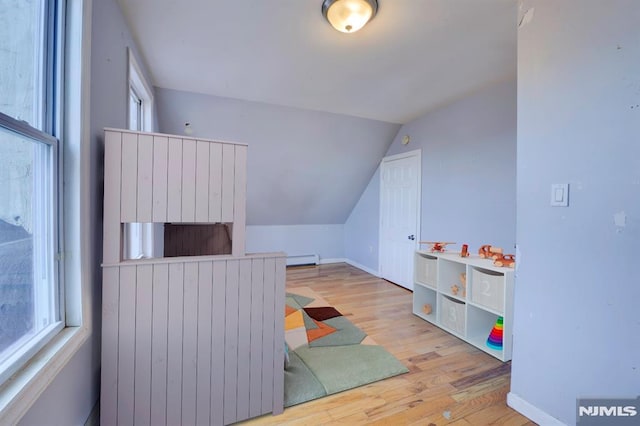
[
  {"xmin": 154, "ymin": 87, "xmax": 401, "ymax": 225},
  {"xmin": 118, "ymin": 0, "xmax": 516, "ymax": 124},
  {"xmin": 118, "ymin": 0, "xmax": 516, "ymax": 224}
]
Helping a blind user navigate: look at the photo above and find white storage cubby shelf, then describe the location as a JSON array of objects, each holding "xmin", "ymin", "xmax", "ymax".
[{"xmin": 413, "ymin": 250, "xmax": 515, "ymax": 361}]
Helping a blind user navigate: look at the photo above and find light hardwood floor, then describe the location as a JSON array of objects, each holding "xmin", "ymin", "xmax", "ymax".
[{"xmin": 242, "ymin": 263, "xmax": 535, "ymax": 426}]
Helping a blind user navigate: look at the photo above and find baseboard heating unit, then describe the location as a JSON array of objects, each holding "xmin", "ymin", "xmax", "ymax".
[{"xmin": 286, "ymin": 254, "xmax": 319, "ymax": 266}]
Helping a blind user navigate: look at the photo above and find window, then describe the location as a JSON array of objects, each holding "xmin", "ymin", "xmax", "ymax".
[
  {"xmin": 0, "ymin": 0, "xmax": 64, "ymax": 385},
  {"xmin": 124, "ymin": 48, "xmax": 157, "ymax": 259},
  {"xmin": 127, "ymin": 47, "xmax": 153, "ymax": 133},
  {"xmin": 129, "ymin": 87, "xmax": 142, "ymax": 132}
]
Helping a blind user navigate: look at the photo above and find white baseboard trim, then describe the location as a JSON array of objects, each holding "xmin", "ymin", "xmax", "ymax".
[
  {"xmin": 287, "ymin": 254, "xmax": 320, "ymax": 266},
  {"xmin": 344, "ymin": 259, "xmax": 380, "ymax": 277},
  {"xmin": 314, "ymin": 258, "xmax": 381, "ymax": 278},
  {"xmin": 319, "ymin": 258, "xmax": 346, "ymax": 265},
  {"xmin": 507, "ymin": 392, "xmax": 566, "ymax": 426}
]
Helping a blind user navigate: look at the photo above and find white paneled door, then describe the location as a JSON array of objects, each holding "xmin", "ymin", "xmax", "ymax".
[{"xmin": 379, "ymin": 150, "xmax": 421, "ymax": 290}]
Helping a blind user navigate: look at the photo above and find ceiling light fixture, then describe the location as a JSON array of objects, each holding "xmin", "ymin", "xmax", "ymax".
[{"xmin": 322, "ymin": 0, "xmax": 378, "ymax": 33}]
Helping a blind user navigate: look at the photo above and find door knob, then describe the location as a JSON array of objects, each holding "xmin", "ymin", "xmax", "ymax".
[{"xmin": 408, "ymin": 235, "xmax": 415, "ymax": 240}]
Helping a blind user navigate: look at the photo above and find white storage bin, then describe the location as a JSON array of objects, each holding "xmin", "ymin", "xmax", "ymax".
[
  {"xmin": 471, "ymin": 267, "xmax": 505, "ymax": 313},
  {"xmin": 440, "ymin": 295, "xmax": 465, "ymax": 335},
  {"xmin": 415, "ymin": 254, "xmax": 437, "ymax": 287}
]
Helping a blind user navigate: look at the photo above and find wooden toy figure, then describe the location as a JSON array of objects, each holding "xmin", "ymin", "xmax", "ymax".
[
  {"xmin": 460, "ymin": 244, "xmax": 469, "ymax": 257},
  {"xmin": 490, "ymin": 247, "xmax": 503, "ymax": 260},
  {"xmin": 478, "ymin": 244, "xmax": 492, "ymax": 258},
  {"xmin": 423, "ymin": 304, "xmax": 432, "ymax": 315},
  {"xmin": 420, "ymin": 241, "xmax": 455, "ymax": 252},
  {"xmin": 494, "ymin": 254, "xmax": 516, "ymax": 268},
  {"xmin": 479, "ymin": 244, "xmax": 504, "ymax": 259}
]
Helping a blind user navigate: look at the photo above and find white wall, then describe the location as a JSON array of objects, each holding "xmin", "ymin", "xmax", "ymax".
[
  {"xmin": 154, "ymin": 87, "xmax": 399, "ymax": 226},
  {"xmin": 19, "ymin": 0, "xmax": 155, "ymax": 424},
  {"xmin": 387, "ymin": 78, "xmax": 517, "ymax": 251},
  {"xmin": 154, "ymin": 87, "xmax": 399, "ymax": 259},
  {"xmin": 17, "ymin": 343, "xmax": 96, "ymax": 425},
  {"xmin": 345, "ymin": 79, "xmax": 517, "ymax": 271},
  {"xmin": 510, "ymin": 1, "xmax": 640, "ymax": 424},
  {"xmin": 246, "ymin": 225, "xmax": 344, "ymax": 262},
  {"xmin": 344, "ymin": 168, "xmax": 380, "ymax": 272}
]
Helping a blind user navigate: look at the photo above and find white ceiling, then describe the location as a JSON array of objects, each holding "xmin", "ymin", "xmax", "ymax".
[{"xmin": 118, "ymin": 0, "xmax": 517, "ymax": 124}]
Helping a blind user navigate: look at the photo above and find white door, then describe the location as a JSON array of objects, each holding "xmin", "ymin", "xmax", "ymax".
[{"xmin": 379, "ymin": 150, "xmax": 421, "ymax": 290}]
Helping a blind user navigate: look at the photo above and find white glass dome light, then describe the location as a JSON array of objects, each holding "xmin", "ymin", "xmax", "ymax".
[{"xmin": 322, "ymin": 0, "xmax": 378, "ymax": 33}]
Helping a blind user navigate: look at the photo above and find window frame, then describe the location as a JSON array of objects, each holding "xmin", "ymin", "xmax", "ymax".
[
  {"xmin": 127, "ymin": 47, "xmax": 153, "ymax": 133},
  {"xmin": 129, "ymin": 86, "xmax": 143, "ymax": 132},
  {"xmin": 0, "ymin": 0, "xmax": 93, "ymax": 422},
  {"xmin": 125, "ymin": 48, "xmax": 157, "ymax": 259},
  {"xmin": 0, "ymin": 0, "xmax": 65, "ymax": 386},
  {"xmin": 0, "ymin": 116, "xmax": 64, "ymax": 385}
]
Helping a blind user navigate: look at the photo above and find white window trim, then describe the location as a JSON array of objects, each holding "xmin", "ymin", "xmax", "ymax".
[
  {"xmin": 125, "ymin": 47, "xmax": 157, "ymax": 259},
  {"xmin": 127, "ymin": 47, "xmax": 154, "ymax": 132},
  {"xmin": 0, "ymin": 0, "xmax": 93, "ymax": 422}
]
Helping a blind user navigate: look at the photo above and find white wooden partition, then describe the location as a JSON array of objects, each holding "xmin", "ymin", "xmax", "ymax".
[
  {"xmin": 101, "ymin": 254, "xmax": 286, "ymax": 426},
  {"xmin": 101, "ymin": 129, "xmax": 285, "ymax": 425},
  {"xmin": 103, "ymin": 128, "xmax": 247, "ymax": 262}
]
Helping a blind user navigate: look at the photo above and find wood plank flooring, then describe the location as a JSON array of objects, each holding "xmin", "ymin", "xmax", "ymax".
[{"xmin": 241, "ymin": 263, "xmax": 535, "ymax": 426}]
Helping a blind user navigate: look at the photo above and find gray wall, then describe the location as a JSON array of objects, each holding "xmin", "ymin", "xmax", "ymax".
[
  {"xmin": 345, "ymin": 78, "xmax": 517, "ymax": 271},
  {"xmin": 19, "ymin": 0, "xmax": 155, "ymax": 423},
  {"xmin": 344, "ymin": 167, "xmax": 380, "ymax": 272},
  {"xmin": 246, "ymin": 225, "xmax": 344, "ymax": 262},
  {"xmin": 155, "ymin": 88, "xmax": 400, "ymax": 258},
  {"xmin": 511, "ymin": 1, "xmax": 640, "ymax": 424}
]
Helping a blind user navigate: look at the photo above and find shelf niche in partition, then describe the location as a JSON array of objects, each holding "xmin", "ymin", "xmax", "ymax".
[
  {"xmin": 120, "ymin": 222, "xmax": 234, "ymax": 260},
  {"xmin": 164, "ymin": 222, "xmax": 232, "ymax": 257}
]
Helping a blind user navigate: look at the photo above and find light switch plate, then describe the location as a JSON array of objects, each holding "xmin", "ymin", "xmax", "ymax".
[{"xmin": 550, "ymin": 183, "xmax": 569, "ymax": 207}]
